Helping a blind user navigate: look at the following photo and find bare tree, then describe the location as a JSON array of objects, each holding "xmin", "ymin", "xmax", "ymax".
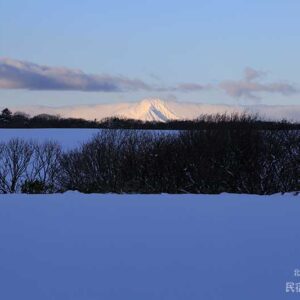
[
  {"xmin": 25, "ymin": 141, "xmax": 62, "ymax": 193},
  {"xmin": 0, "ymin": 139, "xmax": 33, "ymax": 193}
]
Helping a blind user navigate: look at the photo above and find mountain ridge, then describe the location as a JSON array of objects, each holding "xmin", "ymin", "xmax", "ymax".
[{"xmin": 3, "ymin": 98, "xmax": 300, "ymax": 122}]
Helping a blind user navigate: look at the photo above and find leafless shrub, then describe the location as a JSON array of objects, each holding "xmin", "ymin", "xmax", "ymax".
[
  {"xmin": 0, "ymin": 139, "xmax": 33, "ymax": 193},
  {"xmin": 1, "ymin": 127, "xmax": 299, "ymax": 194},
  {"xmin": 27, "ymin": 141, "xmax": 62, "ymax": 193},
  {"xmin": 0, "ymin": 139, "xmax": 62, "ymax": 193}
]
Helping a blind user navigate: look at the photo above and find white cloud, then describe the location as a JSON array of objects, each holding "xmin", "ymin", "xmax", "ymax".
[
  {"xmin": 220, "ymin": 67, "xmax": 298, "ymax": 101},
  {"xmin": 0, "ymin": 58, "xmax": 151, "ymax": 92}
]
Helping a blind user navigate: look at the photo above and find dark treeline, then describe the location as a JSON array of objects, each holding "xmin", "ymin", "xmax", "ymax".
[
  {"xmin": 0, "ymin": 128, "xmax": 299, "ymax": 195},
  {"xmin": 1, "ymin": 108, "xmax": 300, "ymax": 130}
]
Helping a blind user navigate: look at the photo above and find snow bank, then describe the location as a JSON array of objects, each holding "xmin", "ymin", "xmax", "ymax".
[{"xmin": 0, "ymin": 193, "xmax": 299, "ymax": 299}]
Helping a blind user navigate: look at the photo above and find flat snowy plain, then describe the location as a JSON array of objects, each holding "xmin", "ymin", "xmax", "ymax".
[
  {"xmin": 0, "ymin": 129, "xmax": 299, "ymax": 299},
  {"xmin": 0, "ymin": 129, "xmax": 100, "ymax": 149},
  {"xmin": 0, "ymin": 128, "xmax": 174, "ymax": 150},
  {"xmin": 0, "ymin": 192, "xmax": 299, "ymax": 300}
]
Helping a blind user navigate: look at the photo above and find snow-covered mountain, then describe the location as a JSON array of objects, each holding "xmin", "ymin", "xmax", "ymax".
[
  {"xmin": 116, "ymin": 98, "xmax": 180, "ymax": 122},
  {"xmin": 4, "ymin": 98, "xmax": 300, "ymax": 122}
]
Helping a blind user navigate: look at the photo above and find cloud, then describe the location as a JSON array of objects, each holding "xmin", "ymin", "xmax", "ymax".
[
  {"xmin": 0, "ymin": 58, "xmax": 151, "ymax": 92},
  {"xmin": 220, "ymin": 81, "xmax": 298, "ymax": 100},
  {"xmin": 1, "ymin": 58, "xmax": 298, "ymax": 100},
  {"xmin": 172, "ymin": 83, "xmax": 210, "ymax": 92},
  {"xmin": 220, "ymin": 67, "xmax": 298, "ymax": 101},
  {"xmin": 244, "ymin": 67, "xmax": 265, "ymax": 81},
  {"xmin": 153, "ymin": 83, "xmax": 210, "ymax": 93},
  {"xmin": 0, "ymin": 58, "xmax": 214, "ymax": 94}
]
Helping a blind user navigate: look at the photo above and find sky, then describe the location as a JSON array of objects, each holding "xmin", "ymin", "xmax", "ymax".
[{"xmin": 0, "ymin": 0, "xmax": 300, "ymax": 107}]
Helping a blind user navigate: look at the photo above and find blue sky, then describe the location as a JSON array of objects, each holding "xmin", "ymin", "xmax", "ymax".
[{"xmin": 0, "ymin": 0, "xmax": 299, "ymax": 106}]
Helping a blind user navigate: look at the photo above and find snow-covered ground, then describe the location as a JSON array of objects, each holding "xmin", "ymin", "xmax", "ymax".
[
  {"xmin": 0, "ymin": 192, "xmax": 299, "ymax": 300},
  {"xmin": 0, "ymin": 129, "xmax": 100, "ymax": 149},
  {"xmin": 0, "ymin": 128, "xmax": 176, "ymax": 150}
]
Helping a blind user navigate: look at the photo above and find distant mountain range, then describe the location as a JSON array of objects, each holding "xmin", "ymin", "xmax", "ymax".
[{"xmin": 3, "ymin": 98, "xmax": 300, "ymax": 122}]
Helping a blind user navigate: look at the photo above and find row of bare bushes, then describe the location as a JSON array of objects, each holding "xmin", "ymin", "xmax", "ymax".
[{"xmin": 0, "ymin": 128, "xmax": 299, "ymax": 194}]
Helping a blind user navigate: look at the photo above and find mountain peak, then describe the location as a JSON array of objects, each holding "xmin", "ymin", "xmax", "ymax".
[
  {"xmin": 139, "ymin": 98, "xmax": 166, "ymax": 108},
  {"xmin": 133, "ymin": 98, "xmax": 179, "ymax": 122},
  {"xmin": 117, "ymin": 98, "xmax": 179, "ymax": 122}
]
